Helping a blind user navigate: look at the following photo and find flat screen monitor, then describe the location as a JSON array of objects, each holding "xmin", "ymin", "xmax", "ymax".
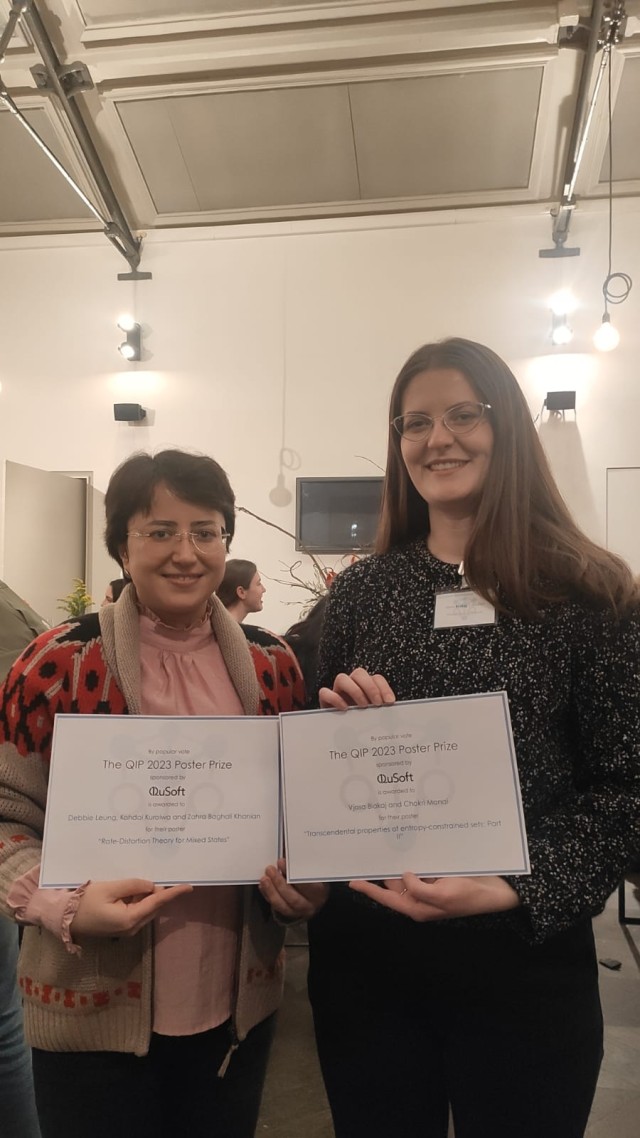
[{"xmin": 295, "ymin": 477, "xmax": 384, "ymax": 554}]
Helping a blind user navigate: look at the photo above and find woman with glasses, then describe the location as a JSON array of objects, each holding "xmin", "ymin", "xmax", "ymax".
[
  {"xmin": 0, "ymin": 448, "xmax": 310, "ymax": 1138},
  {"xmin": 303, "ymin": 338, "xmax": 640, "ymax": 1138}
]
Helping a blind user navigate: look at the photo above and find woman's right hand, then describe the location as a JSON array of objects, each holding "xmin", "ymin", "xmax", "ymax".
[
  {"xmin": 70, "ymin": 878, "xmax": 193, "ymax": 939},
  {"xmin": 319, "ymin": 667, "xmax": 396, "ymax": 710}
]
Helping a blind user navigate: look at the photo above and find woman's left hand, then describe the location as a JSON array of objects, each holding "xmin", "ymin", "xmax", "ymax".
[
  {"xmin": 350, "ymin": 873, "xmax": 520, "ymax": 922},
  {"xmin": 259, "ymin": 858, "xmax": 329, "ymax": 921}
]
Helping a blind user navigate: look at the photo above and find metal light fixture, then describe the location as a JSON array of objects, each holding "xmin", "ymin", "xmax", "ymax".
[
  {"xmin": 117, "ymin": 315, "xmax": 141, "ymax": 362},
  {"xmin": 548, "ymin": 290, "xmax": 575, "ymax": 346},
  {"xmin": 550, "ymin": 313, "xmax": 573, "ymax": 346},
  {"xmin": 548, "ymin": 290, "xmax": 576, "ymax": 317}
]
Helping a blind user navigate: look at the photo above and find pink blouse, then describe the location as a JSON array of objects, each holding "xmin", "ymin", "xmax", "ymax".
[{"xmin": 139, "ymin": 612, "xmax": 245, "ymax": 1036}]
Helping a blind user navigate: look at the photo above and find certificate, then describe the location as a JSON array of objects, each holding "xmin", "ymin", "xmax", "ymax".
[
  {"xmin": 280, "ymin": 692, "xmax": 529, "ymax": 883},
  {"xmin": 40, "ymin": 715, "xmax": 280, "ymax": 887}
]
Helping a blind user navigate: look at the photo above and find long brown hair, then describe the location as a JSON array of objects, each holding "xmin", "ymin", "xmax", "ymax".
[{"xmin": 377, "ymin": 338, "xmax": 638, "ymax": 619}]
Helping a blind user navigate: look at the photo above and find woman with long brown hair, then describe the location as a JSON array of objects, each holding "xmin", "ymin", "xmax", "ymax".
[{"xmin": 307, "ymin": 338, "xmax": 640, "ymax": 1138}]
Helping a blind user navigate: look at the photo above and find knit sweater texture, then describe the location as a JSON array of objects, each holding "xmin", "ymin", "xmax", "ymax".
[
  {"xmin": 317, "ymin": 541, "xmax": 640, "ymax": 943},
  {"xmin": 0, "ymin": 590, "xmax": 304, "ymax": 1054}
]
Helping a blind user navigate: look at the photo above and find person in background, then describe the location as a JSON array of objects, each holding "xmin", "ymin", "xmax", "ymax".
[
  {"xmin": 101, "ymin": 577, "xmax": 128, "ymax": 606},
  {"xmin": 304, "ymin": 338, "xmax": 640, "ymax": 1138},
  {"xmin": 0, "ymin": 580, "xmax": 45, "ymax": 1138},
  {"xmin": 0, "ymin": 449, "xmax": 308, "ymax": 1138},
  {"xmin": 283, "ymin": 596, "xmax": 328, "ymax": 697},
  {"xmin": 217, "ymin": 560, "xmax": 266, "ymax": 623},
  {"xmin": 0, "ymin": 580, "xmax": 49, "ymax": 679}
]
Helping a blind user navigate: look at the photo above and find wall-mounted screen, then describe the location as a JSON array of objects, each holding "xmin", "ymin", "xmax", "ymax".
[{"xmin": 295, "ymin": 477, "xmax": 384, "ymax": 554}]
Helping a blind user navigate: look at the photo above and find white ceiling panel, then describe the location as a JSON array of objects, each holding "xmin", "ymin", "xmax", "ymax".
[
  {"xmin": 350, "ymin": 67, "xmax": 543, "ymax": 199},
  {"xmin": 0, "ymin": 107, "xmax": 95, "ymax": 223},
  {"xmin": 117, "ymin": 85, "xmax": 360, "ymax": 212},
  {"xmin": 598, "ymin": 55, "xmax": 640, "ymax": 184},
  {"xmin": 0, "ymin": 1, "xmax": 639, "ymax": 241}
]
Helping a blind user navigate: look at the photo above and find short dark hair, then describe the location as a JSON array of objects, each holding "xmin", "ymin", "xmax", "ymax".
[
  {"xmin": 217, "ymin": 559, "xmax": 257, "ymax": 608},
  {"xmin": 105, "ymin": 449, "xmax": 235, "ymax": 568}
]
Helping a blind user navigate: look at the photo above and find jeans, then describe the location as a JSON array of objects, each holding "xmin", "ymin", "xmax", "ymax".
[
  {"xmin": 0, "ymin": 916, "xmax": 41, "ymax": 1138},
  {"xmin": 32, "ymin": 1013, "xmax": 276, "ymax": 1138}
]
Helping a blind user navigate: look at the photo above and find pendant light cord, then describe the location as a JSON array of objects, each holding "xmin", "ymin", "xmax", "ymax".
[{"xmin": 601, "ymin": 36, "xmax": 632, "ymax": 316}]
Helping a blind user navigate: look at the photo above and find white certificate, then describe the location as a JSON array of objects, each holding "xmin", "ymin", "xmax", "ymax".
[
  {"xmin": 280, "ymin": 692, "xmax": 529, "ymax": 883},
  {"xmin": 40, "ymin": 715, "xmax": 280, "ymax": 887}
]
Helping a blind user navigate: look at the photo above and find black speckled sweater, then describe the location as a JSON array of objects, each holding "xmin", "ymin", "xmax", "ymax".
[{"xmin": 316, "ymin": 541, "xmax": 640, "ymax": 943}]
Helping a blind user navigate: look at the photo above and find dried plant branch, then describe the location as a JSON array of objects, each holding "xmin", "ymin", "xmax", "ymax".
[
  {"xmin": 355, "ymin": 454, "xmax": 385, "ymax": 473},
  {"xmin": 237, "ymin": 505, "xmax": 331, "ymax": 581}
]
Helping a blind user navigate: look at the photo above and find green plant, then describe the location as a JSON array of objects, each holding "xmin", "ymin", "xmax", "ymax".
[{"xmin": 57, "ymin": 578, "xmax": 93, "ymax": 618}]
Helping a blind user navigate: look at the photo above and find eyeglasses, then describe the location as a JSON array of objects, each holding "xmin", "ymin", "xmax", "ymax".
[
  {"xmin": 127, "ymin": 528, "xmax": 230, "ymax": 555},
  {"xmin": 391, "ymin": 401, "xmax": 491, "ymax": 442}
]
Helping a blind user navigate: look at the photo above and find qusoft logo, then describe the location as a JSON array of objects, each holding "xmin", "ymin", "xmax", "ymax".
[{"xmin": 376, "ymin": 772, "xmax": 414, "ymax": 785}]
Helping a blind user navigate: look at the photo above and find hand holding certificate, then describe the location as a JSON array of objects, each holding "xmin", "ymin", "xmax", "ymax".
[
  {"xmin": 350, "ymin": 870, "xmax": 522, "ymax": 921},
  {"xmin": 280, "ymin": 688, "xmax": 530, "ymax": 885},
  {"xmin": 70, "ymin": 878, "xmax": 193, "ymax": 938}
]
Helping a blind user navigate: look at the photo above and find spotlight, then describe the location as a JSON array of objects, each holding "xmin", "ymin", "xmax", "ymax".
[
  {"xmin": 593, "ymin": 313, "xmax": 620, "ymax": 352},
  {"xmin": 117, "ymin": 313, "xmax": 137, "ymax": 333},
  {"xmin": 117, "ymin": 321, "xmax": 141, "ymax": 362},
  {"xmin": 548, "ymin": 290, "xmax": 576, "ymax": 316},
  {"xmin": 550, "ymin": 314, "xmax": 573, "ymax": 346}
]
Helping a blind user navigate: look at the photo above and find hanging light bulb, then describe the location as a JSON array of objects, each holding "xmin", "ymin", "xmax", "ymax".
[{"xmin": 593, "ymin": 313, "xmax": 620, "ymax": 352}]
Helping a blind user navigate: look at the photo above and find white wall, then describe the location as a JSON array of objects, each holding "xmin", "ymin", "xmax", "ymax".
[{"xmin": 1, "ymin": 201, "xmax": 639, "ymax": 632}]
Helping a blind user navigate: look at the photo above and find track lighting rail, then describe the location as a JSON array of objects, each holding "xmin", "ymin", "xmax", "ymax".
[{"xmin": 0, "ymin": 0, "xmax": 147, "ymax": 276}]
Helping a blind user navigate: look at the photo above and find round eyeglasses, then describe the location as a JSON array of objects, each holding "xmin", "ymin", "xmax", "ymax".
[
  {"xmin": 391, "ymin": 401, "xmax": 491, "ymax": 442},
  {"xmin": 127, "ymin": 527, "xmax": 230, "ymax": 555}
]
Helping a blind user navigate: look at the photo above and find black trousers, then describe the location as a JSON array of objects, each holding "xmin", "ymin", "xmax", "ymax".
[
  {"xmin": 308, "ymin": 899, "xmax": 603, "ymax": 1138},
  {"xmin": 32, "ymin": 1014, "xmax": 275, "ymax": 1138}
]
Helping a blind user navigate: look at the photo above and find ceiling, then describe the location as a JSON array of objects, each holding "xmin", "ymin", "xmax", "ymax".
[{"xmin": 1, "ymin": 1, "xmax": 639, "ymax": 259}]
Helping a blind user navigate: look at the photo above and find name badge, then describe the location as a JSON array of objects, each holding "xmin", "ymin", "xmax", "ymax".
[{"xmin": 433, "ymin": 588, "xmax": 497, "ymax": 629}]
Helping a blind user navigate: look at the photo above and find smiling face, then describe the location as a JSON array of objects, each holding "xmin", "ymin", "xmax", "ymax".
[
  {"xmin": 119, "ymin": 482, "xmax": 228, "ymax": 628},
  {"xmin": 400, "ymin": 367, "xmax": 494, "ymax": 517}
]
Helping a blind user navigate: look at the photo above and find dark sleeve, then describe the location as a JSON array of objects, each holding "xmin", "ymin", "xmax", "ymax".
[
  {"xmin": 317, "ymin": 569, "xmax": 359, "ymax": 692},
  {"xmin": 506, "ymin": 607, "xmax": 640, "ymax": 942},
  {"xmin": 242, "ymin": 624, "xmax": 306, "ymax": 712},
  {"xmin": 277, "ymin": 638, "xmax": 306, "ymax": 712}
]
